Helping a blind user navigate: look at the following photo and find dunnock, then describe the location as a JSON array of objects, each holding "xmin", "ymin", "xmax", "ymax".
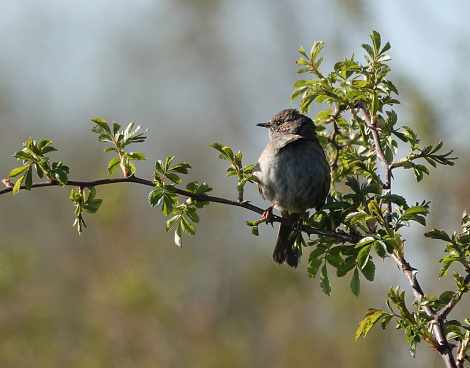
[{"xmin": 253, "ymin": 109, "xmax": 330, "ymax": 267}]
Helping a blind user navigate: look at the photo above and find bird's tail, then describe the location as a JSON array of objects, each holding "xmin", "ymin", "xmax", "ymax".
[{"xmin": 272, "ymin": 212, "xmax": 300, "ymax": 268}]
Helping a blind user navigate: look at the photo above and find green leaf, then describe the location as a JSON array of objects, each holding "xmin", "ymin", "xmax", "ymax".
[
  {"xmin": 357, "ymin": 244, "xmax": 371, "ymax": 269},
  {"xmin": 148, "ymin": 189, "xmax": 164, "ymax": 207},
  {"xmin": 54, "ymin": 170, "xmax": 68, "ymax": 185},
  {"xmin": 355, "ymin": 309, "xmax": 388, "ymax": 340},
  {"xmin": 9, "ymin": 164, "xmax": 31, "ymax": 178},
  {"xmin": 41, "ymin": 146, "xmax": 57, "ymax": 155},
  {"xmin": 336, "ymin": 256, "xmax": 356, "ymax": 277},
  {"xmin": 166, "ymin": 215, "xmax": 180, "ymax": 232},
  {"xmin": 424, "ymin": 229, "xmax": 452, "ymax": 242},
  {"xmin": 373, "ymin": 240, "xmax": 387, "ymax": 258},
  {"xmin": 12, "ymin": 174, "xmax": 25, "ymax": 194},
  {"xmin": 24, "ymin": 166, "xmax": 32, "ymax": 190},
  {"xmin": 13, "ymin": 150, "xmax": 34, "ymax": 161},
  {"xmin": 439, "ymin": 260, "xmax": 453, "ymax": 279},
  {"xmin": 401, "ymin": 206, "xmax": 428, "ymax": 226},
  {"xmin": 185, "ymin": 207, "xmax": 200, "ymax": 223},
  {"xmin": 112, "ymin": 122, "xmax": 121, "ymax": 135},
  {"xmin": 180, "ymin": 216, "xmax": 196, "ymax": 236},
  {"xmin": 351, "ymin": 268, "xmax": 360, "ymax": 296},
  {"xmin": 162, "ymin": 193, "xmax": 178, "ymax": 216},
  {"xmin": 361, "ymin": 43, "xmax": 374, "ymax": 59},
  {"xmin": 127, "ymin": 152, "xmax": 146, "ymax": 160},
  {"xmin": 165, "ymin": 173, "xmax": 181, "ymax": 184},
  {"xmin": 320, "ymin": 264, "xmax": 331, "ymax": 296},
  {"xmin": 83, "ymin": 199, "xmax": 103, "ymax": 213},
  {"xmin": 371, "ymin": 30, "xmax": 381, "ymax": 54},
  {"xmin": 108, "ymin": 157, "xmax": 121, "ymax": 175},
  {"xmin": 307, "ymin": 258, "xmax": 323, "ymax": 279},
  {"xmin": 361, "ymin": 259, "xmax": 376, "ymax": 281},
  {"xmin": 345, "ymin": 211, "xmax": 375, "ymax": 225},
  {"xmin": 170, "ymin": 162, "xmax": 191, "ymax": 174},
  {"xmin": 174, "ymin": 222, "xmax": 183, "ymax": 247},
  {"xmin": 90, "ymin": 118, "xmax": 112, "ymax": 134},
  {"xmin": 164, "ymin": 156, "xmax": 175, "ymax": 172},
  {"xmin": 291, "ymin": 86, "xmax": 309, "ymax": 102}
]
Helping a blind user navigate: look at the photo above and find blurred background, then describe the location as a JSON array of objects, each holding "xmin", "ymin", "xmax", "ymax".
[{"xmin": 0, "ymin": 0, "xmax": 469, "ymax": 367}]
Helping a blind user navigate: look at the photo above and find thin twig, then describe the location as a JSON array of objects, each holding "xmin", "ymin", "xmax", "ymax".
[
  {"xmin": 0, "ymin": 176, "xmax": 361, "ymax": 243},
  {"xmin": 388, "ymin": 246, "xmax": 457, "ymax": 368},
  {"xmin": 353, "ymin": 100, "xmax": 457, "ymax": 367}
]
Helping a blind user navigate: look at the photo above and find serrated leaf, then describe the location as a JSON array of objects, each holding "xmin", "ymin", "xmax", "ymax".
[
  {"xmin": 12, "ymin": 174, "xmax": 25, "ymax": 194},
  {"xmin": 162, "ymin": 193, "xmax": 178, "ymax": 216},
  {"xmin": 24, "ymin": 167, "xmax": 33, "ymax": 190},
  {"xmin": 355, "ymin": 309, "xmax": 388, "ymax": 340},
  {"xmin": 112, "ymin": 122, "xmax": 121, "ymax": 135},
  {"xmin": 185, "ymin": 207, "xmax": 200, "ymax": 223},
  {"xmin": 361, "ymin": 259, "xmax": 376, "ymax": 281},
  {"xmin": 148, "ymin": 189, "xmax": 164, "ymax": 207},
  {"xmin": 13, "ymin": 150, "xmax": 34, "ymax": 161},
  {"xmin": 307, "ymin": 258, "xmax": 323, "ymax": 279},
  {"xmin": 374, "ymin": 240, "xmax": 387, "ymax": 258},
  {"xmin": 127, "ymin": 152, "xmax": 146, "ymax": 160},
  {"xmin": 351, "ymin": 268, "xmax": 360, "ymax": 296},
  {"xmin": 357, "ymin": 244, "xmax": 371, "ymax": 269},
  {"xmin": 346, "ymin": 211, "xmax": 375, "ymax": 225},
  {"xmin": 54, "ymin": 170, "xmax": 68, "ymax": 185},
  {"xmin": 424, "ymin": 229, "xmax": 452, "ymax": 242},
  {"xmin": 291, "ymin": 86, "xmax": 309, "ymax": 102},
  {"xmin": 166, "ymin": 215, "xmax": 180, "ymax": 232},
  {"xmin": 439, "ymin": 260, "xmax": 453, "ymax": 279},
  {"xmin": 108, "ymin": 157, "xmax": 121, "ymax": 175},
  {"xmin": 9, "ymin": 164, "xmax": 31, "ymax": 178},
  {"xmin": 174, "ymin": 222, "xmax": 183, "ymax": 247},
  {"xmin": 170, "ymin": 162, "xmax": 191, "ymax": 174},
  {"xmin": 90, "ymin": 118, "xmax": 112, "ymax": 134},
  {"xmin": 180, "ymin": 216, "xmax": 196, "ymax": 236},
  {"xmin": 336, "ymin": 256, "xmax": 356, "ymax": 277},
  {"xmin": 320, "ymin": 264, "xmax": 331, "ymax": 296},
  {"xmin": 165, "ymin": 173, "xmax": 181, "ymax": 184},
  {"xmin": 83, "ymin": 199, "xmax": 103, "ymax": 213}
]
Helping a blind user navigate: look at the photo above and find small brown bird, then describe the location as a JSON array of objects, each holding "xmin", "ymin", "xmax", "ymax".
[{"xmin": 253, "ymin": 109, "xmax": 330, "ymax": 267}]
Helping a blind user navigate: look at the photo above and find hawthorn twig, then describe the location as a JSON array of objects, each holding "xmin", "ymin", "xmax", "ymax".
[
  {"xmin": 351, "ymin": 100, "xmax": 458, "ymax": 368},
  {"xmin": 388, "ymin": 252, "xmax": 457, "ymax": 368},
  {"xmin": 0, "ymin": 176, "xmax": 361, "ymax": 243}
]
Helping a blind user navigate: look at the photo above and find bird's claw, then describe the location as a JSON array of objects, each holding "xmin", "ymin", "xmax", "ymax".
[
  {"xmin": 261, "ymin": 204, "xmax": 275, "ymax": 226},
  {"xmin": 293, "ymin": 217, "xmax": 303, "ymax": 232}
]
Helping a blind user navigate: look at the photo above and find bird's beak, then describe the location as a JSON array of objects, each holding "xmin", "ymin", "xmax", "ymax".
[{"xmin": 256, "ymin": 122, "xmax": 270, "ymax": 128}]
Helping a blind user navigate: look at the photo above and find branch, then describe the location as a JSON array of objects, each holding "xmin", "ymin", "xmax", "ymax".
[
  {"xmin": 389, "ymin": 252, "xmax": 458, "ymax": 368},
  {"xmin": 355, "ymin": 101, "xmax": 392, "ymax": 192},
  {"xmin": 0, "ymin": 176, "xmax": 361, "ymax": 243},
  {"xmin": 438, "ymin": 272, "xmax": 470, "ymax": 321}
]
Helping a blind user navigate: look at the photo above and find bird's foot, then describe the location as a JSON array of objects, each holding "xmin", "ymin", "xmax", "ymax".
[
  {"xmin": 261, "ymin": 204, "xmax": 275, "ymax": 225},
  {"xmin": 293, "ymin": 217, "xmax": 303, "ymax": 232}
]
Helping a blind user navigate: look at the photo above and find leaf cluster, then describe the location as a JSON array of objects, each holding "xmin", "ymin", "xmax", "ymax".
[
  {"xmin": 283, "ymin": 31, "xmax": 457, "ymax": 297},
  {"xmin": 425, "ymin": 209, "xmax": 470, "ymax": 280},
  {"xmin": 209, "ymin": 142, "xmax": 257, "ymax": 202},
  {"xmin": 9, "ymin": 138, "xmax": 69, "ymax": 194},
  {"xmin": 149, "ymin": 156, "xmax": 212, "ymax": 246},
  {"xmin": 70, "ymin": 187, "xmax": 103, "ymax": 234},
  {"xmin": 90, "ymin": 118, "xmax": 147, "ymax": 177}
]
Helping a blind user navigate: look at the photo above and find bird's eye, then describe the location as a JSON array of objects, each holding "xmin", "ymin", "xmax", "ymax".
[{"xmin": 275, "ymin": 120, "xmax": 281, "ymax": 126}]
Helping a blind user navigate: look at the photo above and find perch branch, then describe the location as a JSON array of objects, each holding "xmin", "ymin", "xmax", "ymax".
[{"xmin": 0, "ymin": 176, "xmax": 361, "ymax": 243}]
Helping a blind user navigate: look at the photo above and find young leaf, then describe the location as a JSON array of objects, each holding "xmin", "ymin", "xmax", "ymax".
[
  {"xmin": 9, "ymin": 164, "xmax": 31, "ymax": 178},
  {"xmin": 320, "ymin": 264, "xmax": 331, "ymax": 296},
  {"xmin": 351, "ymin": 268, "xmax": 361, "ymax": 296},
  {"xmin": 355, "ymin": 309, "xmax": 389, "ymax": 340}
]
